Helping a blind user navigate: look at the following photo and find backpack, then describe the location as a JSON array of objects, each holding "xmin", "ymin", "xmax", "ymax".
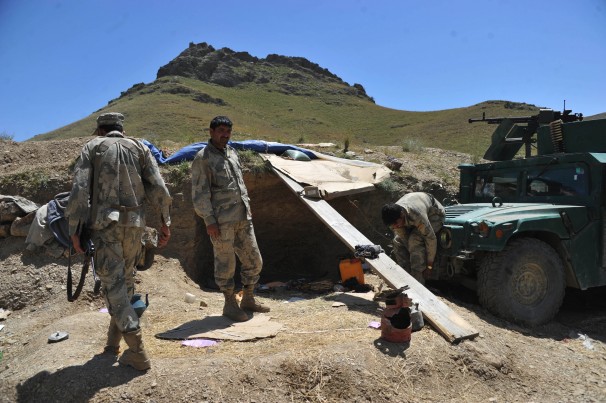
[{"xmin": 47, "ymin": 192, "xmax": 72, "ymax": 249}]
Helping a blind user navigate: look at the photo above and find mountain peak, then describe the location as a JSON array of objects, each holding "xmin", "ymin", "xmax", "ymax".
[{"xmin": 156, "ymin": 42, "xmax": 371, "ymax": 100}]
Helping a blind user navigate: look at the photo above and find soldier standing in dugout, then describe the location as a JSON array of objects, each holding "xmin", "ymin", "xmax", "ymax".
[
  {"xmin": 191, "ymin": 115, "xmax": 270, "ymax": 322},
  {"xmin": 381, "ymin": 192, "xmax": 445, "ymax": 285},
  {"xmin": 66, "ymin": 112, "xmax": 172, "ymax": 371}
]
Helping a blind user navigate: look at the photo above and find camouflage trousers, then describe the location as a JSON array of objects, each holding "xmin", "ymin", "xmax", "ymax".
[
  {"xmin": 392, "ymin": 218, "xmax": 443, "ymax": 283},
  {"xmin": 210, "ymin": 220, "xmax": 263, "ymax": 292},
  {"xmin": 92, "ymin": 223, "xmax": 144, "ymax": 333}
]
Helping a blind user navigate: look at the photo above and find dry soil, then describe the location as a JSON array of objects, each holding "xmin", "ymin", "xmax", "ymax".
[{"xmin": 0, "ymin": 138, "xmax": 605, "ymax": 402}]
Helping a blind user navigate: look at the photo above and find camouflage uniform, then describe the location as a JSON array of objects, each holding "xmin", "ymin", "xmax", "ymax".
[
  {"xmin": 66, "ymin": 116, "xmax": 171, "ymax": 334},
  {"xmin": 191, "ymin": 140, "xmax": 262, "ymax": 292},
  {"xmin": 391, "ymin": 192, "xmax": 445, "ymax": 283}
]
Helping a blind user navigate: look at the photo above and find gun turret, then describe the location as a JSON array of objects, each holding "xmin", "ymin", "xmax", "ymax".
[
  {"xmin": 468, "ymin": 113, "xmax": 535, "ymax": 125},
  {"xmin": 469, "ymin": 109, "xmax": 583, "ymax": 125},
  {"xmin": 469, "ymin": 108, "xmax": 583, "ymax": 160}
]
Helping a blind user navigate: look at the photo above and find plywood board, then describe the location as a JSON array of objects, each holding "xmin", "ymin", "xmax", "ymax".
[{"xmin": 271, "ymin": 168, "xmax": 479, "ymax": 344}]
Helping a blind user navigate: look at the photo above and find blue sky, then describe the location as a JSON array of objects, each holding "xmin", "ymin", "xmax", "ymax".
[{"xmin": 1, "ymin": 0, "xmax": 604, "ymax": 142}]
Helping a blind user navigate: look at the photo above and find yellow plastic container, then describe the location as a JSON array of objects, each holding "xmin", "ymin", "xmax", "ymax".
[{"xmin": 339, "ymin": 258, "xmax": 364, "ymax": 284}]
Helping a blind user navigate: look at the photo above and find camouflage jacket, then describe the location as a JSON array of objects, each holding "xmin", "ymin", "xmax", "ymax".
[
  {"xmin": 394, "ymin": 192, "xmax": 445, "ymax": 263},
  {"xmin": 66, "ymin": 132, "xmax": 172, "ymax": 235},
  {"xmin": 191, "ymin": 140, "xmax": 251, "ymax": 226}
]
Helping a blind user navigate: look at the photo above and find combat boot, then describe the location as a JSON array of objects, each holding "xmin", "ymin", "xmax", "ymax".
[
  {"xmin": 223, "ymin": 290, "xmax": 248, "ymax": 322},
  {"xmin": 240, "ymin": 285, "xmax": 270, "ymax": 313},
  {"xmin": 119, "ymin": 328, "xmax": 151, "ymax": 371},
  {"xmin": 104, "ymin": 316, "xmax": 121, "ymax": 355}
]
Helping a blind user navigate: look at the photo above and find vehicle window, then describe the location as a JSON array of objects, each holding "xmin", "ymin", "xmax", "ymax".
[
  {"xmin": 474, "ymin": 173, "xmax": 518, "ymax": 199},
  {"xmin": 526, "ymin": 165, "xmax": 588, "ymax": 197}
]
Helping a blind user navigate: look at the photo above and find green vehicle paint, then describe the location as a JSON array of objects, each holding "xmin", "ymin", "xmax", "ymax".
[{"xmin": 434, "ymin": 109, "xmax": 606, "ymax": 326}]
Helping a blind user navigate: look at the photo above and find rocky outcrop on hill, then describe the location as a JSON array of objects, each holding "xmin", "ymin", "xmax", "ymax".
[
  {"xmin": 114, "ymin": 79, "xmax": 227, "ymax": 106},
  {"xmin": 156, "ymin": 42, "xmax": 372, "ymax": 101}
]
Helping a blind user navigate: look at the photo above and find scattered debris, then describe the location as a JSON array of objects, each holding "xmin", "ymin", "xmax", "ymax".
[
  {"xmin": 181, "ymin": 339, "xmax": 218, "ymax": 348},
  {"xmin": 284, "ymin": 297, "xmax": 306, "ymax": 303},
  {"xmin": 384, "ymin": 157, "xmax": 403, "ymax": 171},
  {"xmin": 333, "ymin": 284, "xmax": 347, "ymax": 292},
  {"xmin": 47, "ymin": 331, "xmax": 69, "ymax": 343},
  {"xmin": 288, "ymin": 278, "xmax": 334, "ymax": 293},
  {"xmin": 333, "ymin": 291, "xmax": 375, "ymax": 306},
  {"xmin": 296, "ymin": 143, "xmax": 336, "ymax": 148},
  {"xmin": 0, "ymin": 308, "xmax": 11, "ymax": 320},
  {"xmin": 571, "ymin": 332, "xmax": 596, "ymax": 350},
  {"xmin": 410, "ymin": 302, "xmax": 425, "ymax": 331},
  {"xmin": 354, "ymin": 244, "xmax": 384, "ymax": 259}
]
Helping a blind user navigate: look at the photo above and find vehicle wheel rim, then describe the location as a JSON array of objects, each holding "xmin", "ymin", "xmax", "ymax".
[{"xmin": 511, "ymin": 263, "xmax": 547, "ymax": 306}]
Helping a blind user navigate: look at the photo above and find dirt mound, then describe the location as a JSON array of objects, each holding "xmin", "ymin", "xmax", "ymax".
[{"xmin": 1, "ymin": 138, "xmax": 605, "ymax": 402}]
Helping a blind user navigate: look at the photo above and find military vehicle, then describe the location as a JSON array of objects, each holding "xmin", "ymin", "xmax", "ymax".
[{"xmin": 433, "ymin": 107, "xmax": 606, "ymax": 326}]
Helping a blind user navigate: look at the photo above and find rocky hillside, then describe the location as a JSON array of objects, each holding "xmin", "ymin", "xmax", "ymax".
[
  {"xmin": 156, "ymin": 42, "xmax": 371, "ymax": 99},
  {"xmin": 31, "ymin": 42, "xmax": 543, "ymax": 158}
]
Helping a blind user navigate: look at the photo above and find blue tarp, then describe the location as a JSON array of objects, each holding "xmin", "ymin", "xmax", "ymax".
[{"xmin": 142, "ymin": 139, "xmax": 317, "ymax": 165}]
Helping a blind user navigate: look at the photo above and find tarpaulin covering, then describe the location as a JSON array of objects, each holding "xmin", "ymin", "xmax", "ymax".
[
  {"xmin": 261, "ymin": 154, "xmax": 391, "ymax": 199},
  {"xmin": 142, "ymin": 139, "xmax": 317, "ymax": 165}
]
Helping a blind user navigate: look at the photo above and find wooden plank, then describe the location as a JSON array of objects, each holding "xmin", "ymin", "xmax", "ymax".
[{"xmin": 272, "ymin": 168, "xmax": 479, "ymax": 344}]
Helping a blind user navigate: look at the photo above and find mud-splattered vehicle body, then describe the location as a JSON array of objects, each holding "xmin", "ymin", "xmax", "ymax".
[{"xmin": 434, "ymin": 109, "xmax": 606, "ymax": 326}]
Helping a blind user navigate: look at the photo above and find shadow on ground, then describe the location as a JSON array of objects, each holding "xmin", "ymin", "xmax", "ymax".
[{"xmin": 16, "ymin": 353, "xmax": 143, "ymax": 403}]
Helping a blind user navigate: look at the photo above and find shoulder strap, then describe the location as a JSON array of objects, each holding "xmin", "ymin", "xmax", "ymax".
[
  {"xmin": 66, "ymin": 237, "xmax": 98, "ymax": 302},
  {"xmin": 67, "ymin": 249, "xmax": 91, "ymax": 302}
]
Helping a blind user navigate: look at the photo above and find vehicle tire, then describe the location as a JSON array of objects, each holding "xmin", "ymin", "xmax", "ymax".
[{"xmin": 477, "ymin": 238, "xmax": 565, "ymax": 326}]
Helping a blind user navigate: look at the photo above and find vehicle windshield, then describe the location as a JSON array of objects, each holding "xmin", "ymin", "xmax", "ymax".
[
  {"xmin": 526, "ymin": 165, "xmax": 588, "ymax": 197},
  {"xmin": 473, "ymin": 164, "xmax": 589, "ymax": 200}
]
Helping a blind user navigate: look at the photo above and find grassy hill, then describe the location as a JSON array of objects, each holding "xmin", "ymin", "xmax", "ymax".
[{"xmin": 34, "ymin": 43, "xmax": 544, "ymax": 158}]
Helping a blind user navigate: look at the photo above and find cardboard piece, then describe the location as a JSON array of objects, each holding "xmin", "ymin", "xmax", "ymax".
[
  {"xmin": 261, "ymin": 154, "xmax": 390, "ymax": 200},
  {"xmin": 156, "ymin": 314, "xmax": 282, "ymax": 341}
]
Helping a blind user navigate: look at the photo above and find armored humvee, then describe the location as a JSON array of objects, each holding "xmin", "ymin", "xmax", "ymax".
[{"xmin": 433, "ymin": 108, "xmax": 606, "ymax": 326}]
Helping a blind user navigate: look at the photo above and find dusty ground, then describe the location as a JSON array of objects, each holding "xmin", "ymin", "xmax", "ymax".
[{"xmin": 1, "ymin": 138, "xmax": 605, "ymax": 402}]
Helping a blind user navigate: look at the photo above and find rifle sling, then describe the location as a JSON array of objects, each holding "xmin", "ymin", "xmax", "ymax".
[{"xmin": 67, "ymin": 248, "xmax": 92, "ymax": 302}]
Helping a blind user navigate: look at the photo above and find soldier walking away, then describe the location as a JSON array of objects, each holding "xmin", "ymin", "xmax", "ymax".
[
  {"xmin": 381, "ymin": 192, "xmax": 445, "ymax": 285},
  {"xmin": 66, "ymin": 112, "xmax": 172, "ymax": 371},
  {"xmin": 191, "ymin": 116, "xmax": 269, "ymax": 322}
]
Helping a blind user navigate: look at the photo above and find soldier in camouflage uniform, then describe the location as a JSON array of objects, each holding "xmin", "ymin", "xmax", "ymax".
[
  {"xmin": 191, "ymin": 116, "xmax": 269, "ymax": 322},
  {"xmin": 381, "ymin": 192, "xmax": 445, "ymax": 285},
  {"xmin": 66, "ymin": 112, "xmax": 172, "ymax": 371}
]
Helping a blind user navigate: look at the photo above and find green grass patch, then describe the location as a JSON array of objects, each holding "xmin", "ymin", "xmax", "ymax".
[
  {"xmin": 34, "ymin": 74, "xmax": 540, "ymax": 159},
  {"xmin": 0, "ymin": 171, "xmax": 51, "ymax": 190},
  {"xmin": 164, "ymin": 161, "xmax": 191, "ymax": 187},
  {"xmin": 0, "ymin": 131, "xmax": 14, "ymax": 141},
  {"xmin": 238, "ymin": 149, "xmax": 271, "ymax": 175},
  {"xmin": 402, "ymin": 138, "xmax": 423, "ymax": 153}
]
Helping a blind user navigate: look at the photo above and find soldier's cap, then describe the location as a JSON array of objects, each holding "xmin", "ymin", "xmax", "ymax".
[{"xmin": 96, "ymin": 112, "xmax": 125, "ymax": 128}]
